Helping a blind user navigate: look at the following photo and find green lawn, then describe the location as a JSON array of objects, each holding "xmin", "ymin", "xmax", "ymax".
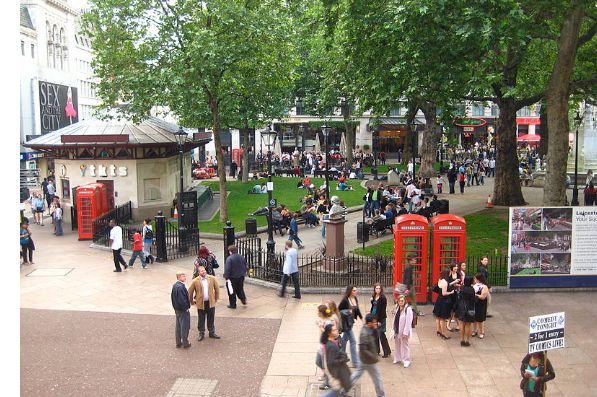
[
  {"xmin": 198, "ymin": 177, "xmax": 366, "ymax": 233},
  {"xmin": 353, "ymin": 208, "xmax": 509, "ymax": 257}
]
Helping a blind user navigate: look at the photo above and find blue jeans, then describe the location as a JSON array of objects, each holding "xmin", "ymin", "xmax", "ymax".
[
  {"xmin": 288, "ymin": 233, "xmax": 303, "ymax": 246},
  {"xmin": 341, "ymin": 329, "xmax": 360, "ymax": 367},
  {"xmin": 351, "ymin": 362, "xmax": 385, "ymax": 397},
  {"xmin": 129, "ymin": 250, "xmax": 146, "ymax": 267},
  {"xmin": 55, "ymin": 218, "xmax": 63, "ymax": 236}
]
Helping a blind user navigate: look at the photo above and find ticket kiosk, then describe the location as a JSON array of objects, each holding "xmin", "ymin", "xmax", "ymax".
[
  {"xmin": 430, "ymin": 214, "xmax": 466, "ymax": 299},
  {"xmin": 393, "ymin": 214, "xmax": 429, "ymax": 303},
  {"xmin": 76, "ymin": 183, "xmax": 108, "ymax": 240}
]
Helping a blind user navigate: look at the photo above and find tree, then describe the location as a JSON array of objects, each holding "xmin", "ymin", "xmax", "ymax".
[{"xmin": 83, "ymin": 0, "xmax": 295, "ymax": 222}]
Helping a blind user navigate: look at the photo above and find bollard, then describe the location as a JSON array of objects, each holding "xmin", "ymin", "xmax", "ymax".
[
  {"xmin": 223, "ymin": 220, "xmax": 235, "ymax": 260},
  {"xmin": 155, "ymin": 214, "xmax": 167, "ymax": 262}
]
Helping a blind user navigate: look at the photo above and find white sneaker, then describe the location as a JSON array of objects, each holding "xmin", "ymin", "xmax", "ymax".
[
  {"xmin": 393, "ymin": 360, "xmax": 401, "ymax": 364},
  {"xmin": 403, "ymin": 361, "xmax": 411, "ymax": 368}
]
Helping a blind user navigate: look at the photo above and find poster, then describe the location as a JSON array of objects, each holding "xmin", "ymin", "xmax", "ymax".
[
  {"xmin": 528, "ymin": 312, "xmax": 565, "ymax": 354},
  {"xmin": 509, "ymin": 207, "xmax": 597, "ymax": 288}
]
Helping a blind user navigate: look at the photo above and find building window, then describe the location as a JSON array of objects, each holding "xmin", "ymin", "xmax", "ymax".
[
  {"xmin": 143, "ymin": 178, "xmax": 161, "ymax": 201},
  {"xmin": 390, "ymin": 108, "xmax": 402, "ymax": 116},
  {"xmin": 517, "ymin": 106, "xmax": 531, "ymax": 117},
  {"xmin": 472, "ymin": 103, "xmax": 485, "ymax": 116},
  {"xmin": 61, "ymin": 179, "xmax": 70, "ymax": 199},
  {"xmin": 31, "ymin": 44, "xmax": 35, "ymax": 58},
  {"xmin": 491, "ymin": 105, "xmax": 499, "ymax": 117},
  {"xmin": 21, "ymin": 41, "xmax": 25, "ymax": 56}
]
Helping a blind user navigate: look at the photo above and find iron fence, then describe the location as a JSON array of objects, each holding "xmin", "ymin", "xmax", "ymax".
[
  {"xmin": 464, "ymin": 255, "xmax": 509, "ymax": 287},
  {"xmin": 163, "ymin": 220, "xmax": 200, "ymax": 260}
]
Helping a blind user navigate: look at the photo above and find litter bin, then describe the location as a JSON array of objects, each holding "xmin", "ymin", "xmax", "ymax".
[
  {"xmin": 357, "ymin": 222, "xmax": 369, "ymax": 243},
  {"xmin": 245, "ymin": 218, "xmax": 257, "ymax": 235}
]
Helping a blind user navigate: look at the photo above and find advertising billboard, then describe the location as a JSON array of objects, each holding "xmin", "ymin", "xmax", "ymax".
[
  {"xmin": 39, "ymin": 81, "xmax": 79, "ymax": 133},
  {"xmin": 509, "ymin": 207, "xmax": 597, "ymax": 288}
]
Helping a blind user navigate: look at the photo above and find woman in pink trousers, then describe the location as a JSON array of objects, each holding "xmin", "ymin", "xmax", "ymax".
[{"xmin": 392, "ymin": 294, "xmax": 414, "ymax": 368}]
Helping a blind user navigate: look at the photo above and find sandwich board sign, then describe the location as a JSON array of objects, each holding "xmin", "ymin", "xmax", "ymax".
[{"xmin": 528, "ymin": 312, "xmax": 565, "ymax": 354}]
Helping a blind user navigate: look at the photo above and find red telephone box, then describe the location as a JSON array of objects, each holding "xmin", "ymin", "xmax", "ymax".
[
  {"xmin": 393, "ymin": 214, "xmax": 429, "ymax": 304},
  {"xmin": 76, "ymin": 183, "xmax": 108, "ymax": 240},
  {"xmin": 430, "ymin": 214, "xmax": 466, "ymax": 298}
]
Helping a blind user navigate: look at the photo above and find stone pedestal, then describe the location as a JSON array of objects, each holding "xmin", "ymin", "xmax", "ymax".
[{"xmin": 324, "ymin": 218, "xmax": 347, "ymax": 270}]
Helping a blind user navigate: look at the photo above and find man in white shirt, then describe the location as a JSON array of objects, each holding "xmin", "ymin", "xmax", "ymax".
[
  {"xmin": 109, "ymin": 219, "xmax": 128, "ymax": 272},
  {"xmin": 278, "ymin": 240, "xmax": 301, "ymax": 299}
]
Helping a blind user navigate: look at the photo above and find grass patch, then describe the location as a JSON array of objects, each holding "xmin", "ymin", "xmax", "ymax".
[
  {"xmin": 198, "ymin": 177, "xmax": 366, "ymax": 233},
  {"xmin": 353, "ymin": 208, "xmax": 509, "ymax": 257}
]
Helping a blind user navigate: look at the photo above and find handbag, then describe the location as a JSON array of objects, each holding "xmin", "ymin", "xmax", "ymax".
[
  {"xmin": 466, "ymin": 303, "xmax": 476, "ymax": 317},
  {"xmin": 432, "ymin": 284, "xmax": 441, "ymax": 294}
]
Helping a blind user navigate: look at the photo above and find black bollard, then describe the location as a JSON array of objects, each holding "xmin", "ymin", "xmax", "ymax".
[
  {"xmin": 155, "ymin": 214, "xmax": 167, "ymax": 262},
  {"xmin": 223, "ymin": 220, "xmax": 235, "ymax": 260}
]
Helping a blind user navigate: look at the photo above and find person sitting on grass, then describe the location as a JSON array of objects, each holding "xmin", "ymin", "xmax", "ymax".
[
  {"xmin": 251, "ymin": 183, "xmax": 262, "ymax": 194},
  {"xmin": 337, "ymin": 181, "xmax": 353, "ymax": 191}
]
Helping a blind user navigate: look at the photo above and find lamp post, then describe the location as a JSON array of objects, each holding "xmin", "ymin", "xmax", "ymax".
[
  {"xmin": 262, "ymin": 125, "xmax": 277, "ymax": 254},
  {"xmin": 410, "ymin": 121, "xmax": 418, "ymax": 183},
  {"xmin": 372, "ymin": 125, "xmax": 379, "ymax": 180},
  {"xmin": 298, "ymin": 124, "xmax": 306, "ymax": 153},
  {"xmin": 173, "ymin": 126, "xmax": 188, "ymax": 252},
  {"xmin": 439, "ymin": 123, "xmax": 445, "ymax": 172},
  {"xmin": 321, "ymin": 124, "xmax": 331, "ymax": 203},
  {"xmin": 571, "ymin": 111, "xmax": 583, "ymax": 206}
]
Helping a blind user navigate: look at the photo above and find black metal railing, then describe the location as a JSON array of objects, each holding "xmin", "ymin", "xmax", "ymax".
[
  {"xmin": 163, "ymin": 220, "xmax": 200, "ymax": 260},
  {"xmin": 91, "ymin": 201, "xmax": 133, "ymax": 242},
  {"xmin": 71, "ymin": 205, "xmax": 77, "ymax": 231},
  {"xmin": 464, "ymin": 255, "xmax": 509, "ymax": 287}
]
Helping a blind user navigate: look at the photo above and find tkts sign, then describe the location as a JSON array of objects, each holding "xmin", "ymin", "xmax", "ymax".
[{"xmin": 39, "ymin": 81, "xmax": 79, "ymax": 133}]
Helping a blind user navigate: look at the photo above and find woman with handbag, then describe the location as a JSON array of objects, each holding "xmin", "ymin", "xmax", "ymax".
[
  {"xmin": 392, "ymin": 295, "xmax": 413, "ymax": 367},
  {"xmin": 370, "ymin": 283, "xmax": 391, "ymax": 358},
  {"xmin": 320, "ymin": 323, "xmax": 352, "ymax": 397},
  {"xmin": 457, "ymin": 276, "xmax": 476, "ymax": 346},
  {"xmin": 338, "ymin": 286, "xmax": 362, "ymax": 368},
  {"xmin": 472, "ymin": 273, "xmax": 490, "ymax": 339},
  {"xmin": 433, "ymin": 268, "xmax": 455, "ymax": 339},
  {"xmin": 446, "ymin": 262, "xmax": 462, "ymax": 332}
]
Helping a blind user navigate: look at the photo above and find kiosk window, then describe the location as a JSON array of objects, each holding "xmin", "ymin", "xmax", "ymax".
[{"xmin": 61, "ymin": 179, "xmax": 70, "ymax": 199}]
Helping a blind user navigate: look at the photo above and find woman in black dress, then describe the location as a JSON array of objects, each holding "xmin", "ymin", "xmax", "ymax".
[
  {"xmin": 370, "ymin": 283, "xmax": 391, "ymax": 358},
  {"xmin": 446, "ymin": 262, "xmax": 462, "ymax": 332},
  {"xmin": 433, "ymin": 268, "xmax": 455, "ymax": 339},
  {"xmin": 457, "ymin": 276, "xmax": 476, "ymax": 346},
  {"xmin": 472, "ymin": 272, "xmax": 490, "ymax": 339}
]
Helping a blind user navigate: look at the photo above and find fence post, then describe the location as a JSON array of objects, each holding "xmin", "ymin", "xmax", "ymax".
[
  {"xmin": 155, "ymin": 212, "xmax": 167, "ymax": 263},
  {"xmin": 223, "ymin": 220, "xmax": 235, "ymax": 260}
]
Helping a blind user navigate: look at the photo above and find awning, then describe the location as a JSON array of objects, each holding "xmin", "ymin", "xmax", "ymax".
[{"xmin": 517, "ymin": 133, "xmax": 540, "ymax": 142}]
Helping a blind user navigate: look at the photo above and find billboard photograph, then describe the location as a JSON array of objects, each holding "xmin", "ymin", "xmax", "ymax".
[{"xmin": 509, "ymin": 207, "xmax": 597, "ymax": 288}]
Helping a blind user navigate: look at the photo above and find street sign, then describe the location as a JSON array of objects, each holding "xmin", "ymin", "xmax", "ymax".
[
  {"xmin": 528, "ymin": 312, "xmax": 565, "ymax": 354},
  {"xmin": 269, "ymin": 199, "xmax": 277, "ymax": 208}
]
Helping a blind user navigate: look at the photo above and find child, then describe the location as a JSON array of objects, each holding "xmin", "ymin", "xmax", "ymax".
[
  {"xmin": 437, "ymin": 174, "xmax": 444, "ymax": 194},
  {"xmin": 128, "ymin": 228, "xmax": 146, "ymax": 268}
]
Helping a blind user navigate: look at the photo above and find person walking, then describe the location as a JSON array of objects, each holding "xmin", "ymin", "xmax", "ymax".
[
  {"xmin": 288, "ymin": 212, "xmax": 305, "ymax": 249},
  {"xmin": 20, "ymin": 222, "xmax": 34, "ymax": 265},
  {"xmin": 370, "ymin": 284, "xmax": 391, "ymax": 358},
  {"xmin": 458, "ymin": 171, "xmax": 466, "ymax": 194},
  {"xmin": 142, "ymin": 218, "xmax": 155, "ymax": 265},
  {"xmin": 188, "ymin": 265, "xmax": 221, "ymax": 341},
  {"xmin": 224, "ymin": 245, "xmax": 248, "ymax": 309},
  {"xmin": 171, "ymin": 271, "xmax": 191, "ymax": 348},
  {"xmin": 350, "ymin": 314, "xmax": 386, "ymax": 397},
  {"xmin": 320, "ymin": 323, "xmax": 352, "ymax": 397},
  {"xmin": 109, "ymin": 219, "xmax": 128, "ymax": 272},
  {"xmin": 520, "ymin": 351, "xmax": 555, "ymax": 397},
  {"xmin": 392, "ymin": 295, "xmax": 414, "ymax": 367},
  {"xmin": 128, "ymin": 228, "xmax": 146, "ymax": 268},
  {"xmin": 193, "ymin": 245, "xmax": 218, "ymax": 277},
  {"xmin": 32, "ymin": 193, "xmax": 45, "ymax": 226},
  {"xmin": 339, "ymin": 286, "xmax": 362, "ymax": 368},
  {"xmin": 278, "ymin": 240, "xmax": 301, "ymax": 299}
]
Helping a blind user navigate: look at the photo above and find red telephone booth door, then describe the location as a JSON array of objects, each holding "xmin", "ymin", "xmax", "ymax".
[
  {"xmin": 393, "ymin": 214, "xmax": 429, "ymax": 304},
  {"xmin": 430, "ymin": 214, "xmax": 467, "ymax": 300},
  {"xmin": 76, "ymin": 189, "xmax": 96, "ymax": 240}
]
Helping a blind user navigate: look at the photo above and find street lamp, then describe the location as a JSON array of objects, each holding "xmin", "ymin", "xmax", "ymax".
[
  {"xmin": 262, "ymin": 125, "xmax": 277, "ymax": 254},
  {"xmin": 410, "ymin": 120, "xmax": 418, "ymax": 183},
  {"xmin": 571, "ymin": 111, "xmax": 584, "ymax": 206},
  {"xmin": 372, "ymin": 125, "xmax": 380, "ymax": 180},
  {"xmin": 298, "ymin": 124, "xmax": 306, "ymax": 152},
  {"xmin": 439, "ymin": 123, "xmax": 445, "ymax": 172},
  {"xmin": 173, "ymin": 126, "xmax": 188, "ymax": 252},
  {"xmin": 321, "ymin": 124, "xmax": 331, "ymax": 203}
]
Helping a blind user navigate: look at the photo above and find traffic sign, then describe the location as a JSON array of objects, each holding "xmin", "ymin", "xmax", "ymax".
[
  {"xmin": 528, "ymin": 312, "xmax": 565, "ymax": 354},
  {"xmin": 269, "ymin": 199, "xmax": 277, "ymax": 208}
]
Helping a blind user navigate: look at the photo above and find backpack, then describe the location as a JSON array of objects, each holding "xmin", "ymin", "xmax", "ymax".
[{"xmin": 144, "ymin": 226, "xmax": 154, "ymax": 240}]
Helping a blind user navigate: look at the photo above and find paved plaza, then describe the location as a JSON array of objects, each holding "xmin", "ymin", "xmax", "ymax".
[{"xmin": 20, "ymin": 181, "xmax": 597, "ymax": 396}]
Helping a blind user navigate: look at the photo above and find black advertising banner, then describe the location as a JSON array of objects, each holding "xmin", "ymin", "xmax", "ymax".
[{"xmin": 39, "ymin": 81, "xmax": 79, "ymax": 133}]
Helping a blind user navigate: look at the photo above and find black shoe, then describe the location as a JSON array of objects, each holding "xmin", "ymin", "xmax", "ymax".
[
  {"xmin": 183, "ymin": 343, "xmax": 191, "ymax": 348},
  {"xmin": 486, "ymin": 314, "xmax": 493, "ymax": 318},
  {"xmin": 241, "ymin": 300, "xmax": 247, "ymax": 305},
  {"xmin": 150, "ymin": 256, "xmax": 154, "ymax": 264},
  {"xmin": 197, "ymin": 334, "xmax": 205, "ymax": 341},
  {"xmin": 464, "ymin": 341, "xmax": 471, "ymax": 347},
  {"xmin": 382, "ymin": 354, "xmax": 391, "ymax": 358},
  {"xmin": 460, "ymin": 341, "xmax": 466, "ymax": 346},
  {"xmin": 227, "ymin": 305, "xmax": 236, "ymax": 309},
  {"xmin": 123, "ymin": 264, "xmax": 129, "ymax": 270},
  {"xmin": 292, "ymin": 296, "xmax": 301, "ymax": 299},
  {"xmin": 176, "ymin": 344, "xmax": 182, "ymax": 348},
  {"xmin": 113, "ymin": 270, "xmax": 122, "ymax": 272},
  {"xmin": 209, "ymin": 333, "xmax": 221, "ymax": 339}
]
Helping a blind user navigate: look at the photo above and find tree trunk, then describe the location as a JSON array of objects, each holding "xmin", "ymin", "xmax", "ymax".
[
  {"xmin": 209, "ymin": 97, "xmax": 228, "ymax": 222},
  {"xmin": 419, "ymin": 102, "xmax": 439, "ymax": 179},
  {"xmin": 538, "ymin": 100, "xmax": 549, "ymax": 158},
  {"xmin": 493, "ymin": 98, "xmax": 526, "ymax": 206},
  {"xmin": 344, "ymin": 117, "xmax": 354, "ymax": 165},
  {"xmin": 543, "ymin": 2, "xmax": 584, "ymax": 206},
  {"xmin": 241, "ymin": 125, "xmax": 250, "ymax": 183},
  {"xmin": 402, "ymin": 101, "xmax": 418, "ymax": 165}
]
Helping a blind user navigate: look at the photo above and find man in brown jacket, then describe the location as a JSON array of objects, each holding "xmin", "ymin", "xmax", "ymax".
[{"xmin": 188, "ymin": 265, "xmax": 221, "ymax": 341}]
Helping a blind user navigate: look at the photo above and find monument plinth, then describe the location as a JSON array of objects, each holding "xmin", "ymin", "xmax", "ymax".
[{"xmin": 324, "ymin": 218, "xmax": 347, "ymax": 270}]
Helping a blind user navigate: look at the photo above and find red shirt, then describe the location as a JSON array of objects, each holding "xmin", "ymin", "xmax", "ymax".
[{"xmin": 132, "ymin": 232, "xmax": 143, "ymax": 251}]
